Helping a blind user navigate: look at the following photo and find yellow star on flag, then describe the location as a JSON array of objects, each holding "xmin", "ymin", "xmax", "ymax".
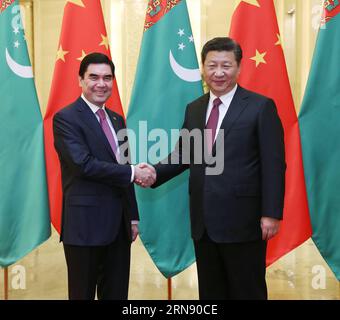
[
  {"xmin": 99, "ymin": 34, "xmax": 109, "ymax": 50},
  {"xmin": 66, "ymin": 0, "xmax": 85, "ymax": 7},
  {"xmin": 77, "ymin": 50, "xmax": 87, "ymax": 61},
  {"xmin": 275, "ymin": 34, "xmax": 282, "ymax": 46},
  {"xmin": 56, "ymin": 45, "xmax": 69, "ymax": 62},
  {"xmin": 235, "ymin": 0, "xmax": 260, "ymax": 8},
  {"xmin": 250, "ymin": 50, "xmax": 267, "ymax": 67}
]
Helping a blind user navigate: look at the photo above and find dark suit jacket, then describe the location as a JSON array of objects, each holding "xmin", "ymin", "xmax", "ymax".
[
  {"xmin": 153, "ymin": 86, "xmax": 286, "ymax": 243},
  {"xmin": 53, "ymin": 97, "xmax": 139, "ymax": 246}
]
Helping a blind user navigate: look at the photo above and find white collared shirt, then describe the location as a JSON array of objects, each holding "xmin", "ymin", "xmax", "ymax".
[{"xmin": 205, "ymin": 84, "xmax": 238, "ymax": 142}]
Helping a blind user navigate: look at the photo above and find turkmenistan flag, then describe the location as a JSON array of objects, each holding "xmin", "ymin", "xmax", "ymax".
[
  {"xmin": 0, "ymin": 0, "xmax": 51, "ymax": 267},
  {"xmin": 299, "ymin": 2, "xmax": 340, "ymax": 279},
  {"xmin": 127, "ymin": 0, "xmax": 203, "ymax": 278}
]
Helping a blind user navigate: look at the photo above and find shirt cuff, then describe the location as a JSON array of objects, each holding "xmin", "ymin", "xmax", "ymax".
[
  {"xmin": 130, "ymin": 165, "xmax": 135, "ymax": 183},
  {"xmin": 131, "ymin": 220, "xmax": 139, "ymax": 225}
]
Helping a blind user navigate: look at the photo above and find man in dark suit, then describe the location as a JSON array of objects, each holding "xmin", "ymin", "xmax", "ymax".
[
  {"xmin": 141, "ymin": 37, "xmax": 286, "ymax": 299},
  {"xmin": 53, "ymin": 53, "xmax": 151, "ymax": 300}
]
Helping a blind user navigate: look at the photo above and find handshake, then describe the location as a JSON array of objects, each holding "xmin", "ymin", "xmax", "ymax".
[{"xmin": 134, "ymin": 163, "xmax": 156, "ymax": 188}]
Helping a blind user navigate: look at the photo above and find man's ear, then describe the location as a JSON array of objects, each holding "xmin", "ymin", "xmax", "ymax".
[
  {"xmin": 201, "ymin": 64, "xmax": 206, "ymax": 81},
  {"xmin": 78, "ymin": 76, "xmax": 83, "ymax": 88}
]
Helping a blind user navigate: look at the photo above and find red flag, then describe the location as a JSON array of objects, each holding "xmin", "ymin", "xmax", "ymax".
[
  {"xmin": 229, "ymin": 0, "xmax": 312, "ymax": 265},
  {"xmin": 44, "ymin": 0, "xmax": 123, "ymax": 233}
]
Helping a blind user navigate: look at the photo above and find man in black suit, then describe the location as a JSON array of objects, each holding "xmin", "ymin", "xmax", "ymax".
[
  {"xmin": 141, "ymin": 37, "xmax": 286, "ymax": 299},
  {"xmin": 53, "ymin": 53, "xmax": 152, "ymax": 300}
]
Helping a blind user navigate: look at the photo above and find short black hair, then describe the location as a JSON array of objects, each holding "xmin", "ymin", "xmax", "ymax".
[
  {"xmin": 201, "ymin": 37, "xmax": 243, "ymax": 66},
  {"xmin": 79, "ymin": 52, "xmax": 115, "ymax": 78}
]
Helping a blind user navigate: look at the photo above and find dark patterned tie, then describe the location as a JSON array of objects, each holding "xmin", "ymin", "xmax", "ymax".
[
  {"xmin": 206, "ymin": 97, "xmax": 222, "ymax": 154},
  {"xmin": 96, "ymin": 108, "xmax": 119, "ymax": 159}
]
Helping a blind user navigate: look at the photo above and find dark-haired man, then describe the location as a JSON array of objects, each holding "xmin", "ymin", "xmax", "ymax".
[
  {"xmin": 53, "ymin": 53, "xmax": 151, "ymax": 300},
  {"xmin": 147, "ymin": 37, "xmax": 286, "ymax": 299}
]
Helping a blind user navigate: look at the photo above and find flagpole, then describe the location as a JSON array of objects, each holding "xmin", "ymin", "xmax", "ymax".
[
  {"xmin": 167, "ymin": 277, "xmax": 172, "ymax": 300},
  {"xmin": 3, "ymin": 267, "xmax": 8, "ymax": 300}
]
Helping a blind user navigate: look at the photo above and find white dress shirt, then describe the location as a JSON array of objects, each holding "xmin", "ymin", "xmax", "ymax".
[{"xmin": 205, "ymin": 84, "xmax": 238, "ymax": 142}]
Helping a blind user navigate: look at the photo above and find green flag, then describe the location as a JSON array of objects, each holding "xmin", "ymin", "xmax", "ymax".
[
  {"xmin": 127, "ymin": 0, "xmax": 203, "ymax": 278},
  {"xmin": 0, "ymin": 1, "xmax": 51, "ymax": 267},
  {"xmin": 299, "ymin": 3, "xmax": 340, "ymax": 279}
]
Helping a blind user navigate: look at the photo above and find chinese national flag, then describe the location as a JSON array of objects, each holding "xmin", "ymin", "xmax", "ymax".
[
  {"xmin": 229, "ymin": 0, "xmax": 312, "ymax": 265},
  {"xmin": 44, "ymin": 0, "xmax": 123, "ymax": 233}
]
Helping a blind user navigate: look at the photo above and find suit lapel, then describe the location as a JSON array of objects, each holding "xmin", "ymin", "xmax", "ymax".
[
  {"xmin": 76, "ymin": 98, "xmax": 117, "ymax": 161},
  {"xmin": 220, "ymin": 86, "xmax": 249, "ymax": 137},
  {"xmin": 193, "ymin": 94, "xmax": 209, "ymax": 163},
  {"xmin": 193, "ymin": 94, "xmax": 212, "ymax": 164},
  {"xmin": 195, "ymin": 93, "xmax": 210, "ymax": 132},
  {"xmin": 106, "ymin": 109, "xmax": 125, "ymax": 147}
]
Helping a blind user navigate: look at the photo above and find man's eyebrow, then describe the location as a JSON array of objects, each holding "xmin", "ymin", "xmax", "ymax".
[{"xmin": 88, "ymin": 73, "xmax": 113, "ymax": 77}]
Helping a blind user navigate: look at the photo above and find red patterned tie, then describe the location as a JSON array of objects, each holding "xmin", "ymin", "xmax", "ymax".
[
  {"xmin": 96, "ymin": 109, "xmax": 119, "ymax": 159},
  {"xmin": 206, "ymin": 97, "xmax": 222, "ymax": 154}
]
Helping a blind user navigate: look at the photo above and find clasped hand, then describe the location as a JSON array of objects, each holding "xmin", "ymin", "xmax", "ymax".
[{"xmin": 134, "ymin": 163, "xmax": 156, "ymax": 188}]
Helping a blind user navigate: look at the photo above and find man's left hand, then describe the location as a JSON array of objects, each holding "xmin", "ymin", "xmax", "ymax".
[{"xmin": 260, "ymin": 217, "xmax": 280, "ymax": 241}]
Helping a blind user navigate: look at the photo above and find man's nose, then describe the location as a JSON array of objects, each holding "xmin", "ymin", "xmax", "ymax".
[
  {"xmin": 214, "ymin": 68, "xmax": 225, "ymax": 77},
  {"xmin": 96, "ymin": 78, "xmax": 106, "ymax": 86}
]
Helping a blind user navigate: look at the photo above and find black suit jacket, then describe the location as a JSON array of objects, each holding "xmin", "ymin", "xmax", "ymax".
[
  {"xmin": 53, "ymin": 97, "xmax": 139, "ymax": 246},
  {"xmin": 153, "ymin": 86, "xmax": 285, "ymax": 243}
]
